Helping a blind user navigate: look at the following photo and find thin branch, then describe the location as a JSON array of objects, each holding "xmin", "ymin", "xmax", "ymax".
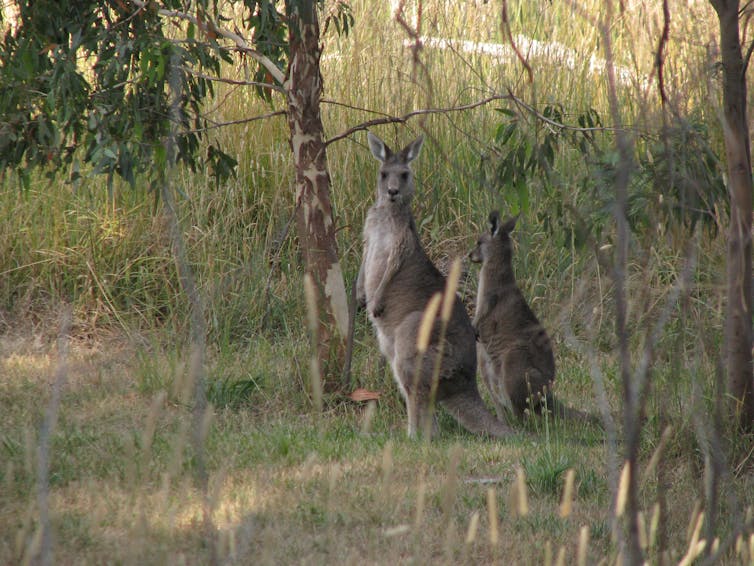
[
  {"xmin": 558, "ymin": 262, "xmax": 620, "ymax": 532},
  {"xmin": 743, "ymin": 39, "xmax": 754, "ymax": 77},
  {"xmin": 394, "ymin": 0, "xmax": 425, "ymax": 80},
  {"xmin": 601, "ymin": 0, "xmax": 642, "ymax": 561},
  {"xmin": 321, "ymin": 98, "xmax": 395, "ymax": 118},
  {"xmin": 261, "ymin": 206, "xmax": 298, "ymax": 331},
  {"xmin": 186, "ymin": 110, "xmax": 286, "ymax": 134},
  {"xmin": 506, "ymin": 89, "xmax": 635, "ymax": 133},
  {"xmin": 164, "ymin": 53, "xmax": 210, "ymax": 505},
  {"xmin": 655, "ymin": 0, "xmax": 670, "ymax": 106},
  {"xmin": 393, "ymin": 0, "xmax": 436, "ymax": 133},
  {"xmin": 324, "ymin": 90, "xmax": 636, "ymax": 148},
  {"xmin": 324, "ymin": 94, "xmax": 512, "ymax": 145},
  {"xmin": 130, "ymin": 0, "xmax": 286, "ymax": 85},
  {"xmin": 634, "ymin": 232, "xmax": 699, "ymax": 426},
  {"xmin": 187, "ymin": 69, "xmax": 284, "ymax": 93},
  {"xmin": 501, "ymin": 0, "xmax": 533, "ymax": 82}
]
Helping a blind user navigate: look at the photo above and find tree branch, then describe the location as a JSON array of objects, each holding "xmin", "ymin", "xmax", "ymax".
[
  {"xmin": 743, "ymin": 39, "xmax": 754, "ymax": 77},
  {"xmin": 506, "ymin": 89, "xmax": 635, "ymax": 133},
  {"xmin": 187, "ymin": 69, "xmax": 285, "ymax": 93},
  {"xmin": 323, "ymin": 94, "xmax": 512, "ymax": 145},
  {"xmin": 655, "ymin": 0, "xmax": 670, "ymax": 106},
  {"xmin": 324, "ymin": 91, "xmax": 635, "ymax": 147},
  {"xmin": 130, "ymin": 0, "xmax": 286, "ymax": 85},
  {"xmin": 501, "ymin": 0, "xmax": 533, "ymax": 83},
  {"xmin": 186, "ymin": 110, "xmax": 286, "ymax": 134}
]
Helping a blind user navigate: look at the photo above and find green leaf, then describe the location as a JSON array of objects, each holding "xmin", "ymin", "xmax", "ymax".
[
  {"xmin": 516, "ymin": 180, "xmax": 530, "ymax": 214},
  {"xmin": 495, "ymin": 107, "xmax": 516, "ymax": 117},
  {"xmin": 495, "ymin": 122, "xmax": 517, "ymax": 145}
]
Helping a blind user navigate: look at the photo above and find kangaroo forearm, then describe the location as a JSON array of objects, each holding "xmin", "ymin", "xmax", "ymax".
[
  {"xmin": 371, "ymin": 252, "xmax": 401, "ymax": 315},
  {"xmin": 472, "ymin": 304, "xmax": 489, "ymax": 328},
  {"xmin": 356, "ymin": 260, "xmax": 367, "ymax": 308},
  {"xmin": 371, "ymin": 275, "xmax": 390, "ymax": 311}
]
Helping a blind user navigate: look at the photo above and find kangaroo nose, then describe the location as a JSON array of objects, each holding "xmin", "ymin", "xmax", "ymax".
[{"xmin": 388, "ymin": 188, "xmax": 399, "ymax": 197}]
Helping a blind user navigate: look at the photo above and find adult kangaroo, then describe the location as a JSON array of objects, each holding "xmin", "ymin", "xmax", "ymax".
[
  {"xmin": 470, "ymin": 211, "xmax": 598, "ymax": 425},
  {"xmin": 356, "ymin": 132, "xmax": 512, "ymax": 439}
]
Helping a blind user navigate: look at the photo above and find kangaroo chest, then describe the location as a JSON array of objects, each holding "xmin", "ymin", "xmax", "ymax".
[{"xmin": 362, "ymin": 210, "xmax": 406, "ymax": 299}]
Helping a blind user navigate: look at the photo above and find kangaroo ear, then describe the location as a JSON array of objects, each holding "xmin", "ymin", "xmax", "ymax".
[
  {"xmin": 403, "ymin": 135, "xmax": 424, "ymax": 163},
  {"xmin": 500, "ymin": 214, "xmax": 519, "ymax": 233},
  {"xmin": 488, "ymin": 210, "xmax": 501, "ymax": 235},
  {"xmin": 368, "ymin": 132, "xmax": 392, "ymax": 162}
]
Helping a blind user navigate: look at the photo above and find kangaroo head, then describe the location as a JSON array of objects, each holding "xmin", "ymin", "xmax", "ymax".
[
  {"xmin": 469, "ymin": 210, "xmax": 518, "ymax": 264},
  {"xmin": 367, "ymin": 132, "xmax": 424, "ymax": 206}
]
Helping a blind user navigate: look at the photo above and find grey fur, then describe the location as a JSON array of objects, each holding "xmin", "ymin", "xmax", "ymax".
[
  {"xmin": 357, "ymin": 133, "xmax": 512, "ymax": 438},
  {"xmin": 470, "ymin": 211, "xmax": 597, "ymax": 424}
]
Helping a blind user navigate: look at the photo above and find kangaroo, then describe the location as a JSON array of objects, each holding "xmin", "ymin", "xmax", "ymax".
[
  {"xmin": 356, "ymin": 132, "xmax": 513, "ymax": 439},
  {"xmin": 470, "ymin": 211, "xmax": 597, "ymax": 425}
]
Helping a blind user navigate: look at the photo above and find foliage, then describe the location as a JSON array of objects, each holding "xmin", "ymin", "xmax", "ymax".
[
  {"xmin": 0, "ymin": 0, "xmax": 353, "ymax": 193},
  {"xmin": 485, "ymin": 105, "xmax": 726, "ymax": 246},
  {"xmin": 0, "ymin": 1, "xmax": 236, "ymax": 191},
  {"xmin": 583, "ymin": 119, "xmax": 726, "ymax": 237}
]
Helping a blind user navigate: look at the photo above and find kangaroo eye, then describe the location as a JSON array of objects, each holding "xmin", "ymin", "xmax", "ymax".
[
  {"xmin": 380, "ymin": 172, "xmax": 387, "ymax": 180},
  {"xmin": 400, "ymin": 172, "xmax": 409, "ymax": 181}
]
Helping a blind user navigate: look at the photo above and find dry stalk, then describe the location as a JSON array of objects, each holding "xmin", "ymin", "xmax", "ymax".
[{"xmin": 30, "ymin": 307, "xmax": 71, "ymax": 566}]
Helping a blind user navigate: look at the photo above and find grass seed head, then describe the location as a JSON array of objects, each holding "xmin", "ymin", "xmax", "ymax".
[
  {"xmin": 417, "ymin": 293, "xmax": 442, "ymax": 352},
  {"xmin": 487, "ymin": 487, "xmax": 499, "ymax": 546},
  {"xmin": 559, "ymin": 468, "xmax": 576, "ymax": 518},
  {"xmin": 577, "ymin": 525, "xmax": 590, "ymax": 566},
  {"xmin": 465, "ymin": 511, "xmax": 479, "ymax": 545},
  {"xmin": 441, "ymin": 257, "xmax": 461, "ymax": 322},
  {"xmin": 615, "ymin": 461, "xmax": 630, "ymax": 517}
]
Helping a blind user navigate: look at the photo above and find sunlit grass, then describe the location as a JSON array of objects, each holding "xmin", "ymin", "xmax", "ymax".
[{"xmin": 2, "ymin": 342, "xmax": 623, "ymax": 563}]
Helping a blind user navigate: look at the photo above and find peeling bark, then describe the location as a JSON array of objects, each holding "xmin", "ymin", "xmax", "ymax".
[
  {"xmin": 710, "ymin": 0, "xmax": 754, "ymax": 430},
  {"xmin": 286, "ymin": 0, "xmax": 348, "ymax": 390}
]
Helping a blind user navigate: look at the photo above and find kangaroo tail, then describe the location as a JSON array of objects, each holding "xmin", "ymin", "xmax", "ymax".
[
  {"xmin": 441, "ymin": 387, "xmax": 514, "ymax": 438},
  {"xmin": 545, "ymin": 393, "xmax": 602, "ymax": 427}
]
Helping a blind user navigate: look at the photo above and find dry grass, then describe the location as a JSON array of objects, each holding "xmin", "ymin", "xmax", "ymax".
[
  {"xmin": 2, "ymin": 333, "xmax": 753, "ymax": 564},
  {"xmin": 0, "ymin": 333, "xmax": 595, "ymax": 565}
]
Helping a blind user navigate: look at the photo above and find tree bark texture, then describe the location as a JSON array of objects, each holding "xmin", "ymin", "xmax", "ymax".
[
  {"xmin": 285, "ymin": 0, "xmax": 349, "ymax": 391},
  {"xmin": 711, "ymin": 0, "xmax": 754, "ymax": 430}
]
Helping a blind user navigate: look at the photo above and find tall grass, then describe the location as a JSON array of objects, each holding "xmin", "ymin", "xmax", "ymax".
[{"xmin": 0, "ymin": 0, "xmax": 727, "ymax": 340}]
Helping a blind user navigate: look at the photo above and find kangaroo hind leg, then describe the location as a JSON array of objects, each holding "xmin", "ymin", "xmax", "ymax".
[{"xmin": 503, "ymin": 354, "xmax": 550, "ymax": 419}]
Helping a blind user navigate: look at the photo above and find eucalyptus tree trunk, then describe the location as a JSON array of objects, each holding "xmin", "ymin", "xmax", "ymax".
[
  {"xmin": 710, "ymin": 0, "xmax": 754, "ymax": 430},
  {"xmin": 285, "ymin": 0, "xmax": 349, "ymax": 391}
]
